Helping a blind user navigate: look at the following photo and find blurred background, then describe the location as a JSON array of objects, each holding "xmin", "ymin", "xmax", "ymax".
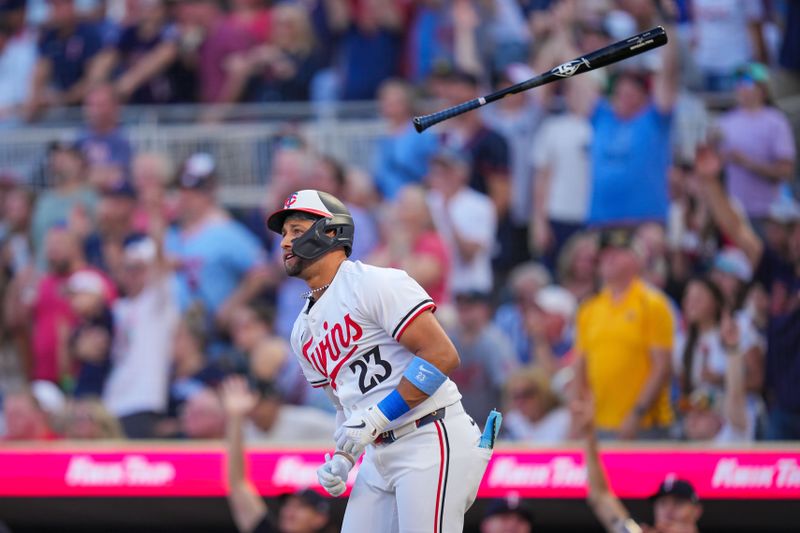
[{"xmin": 0, "ymin": 0, "xmax": 799, "ymax": 532}]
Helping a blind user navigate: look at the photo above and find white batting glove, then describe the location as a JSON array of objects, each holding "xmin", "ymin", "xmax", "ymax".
[
  {"xmin": 316, "ymin": 453, "xmax": 351, "ymax": 497},
  {"xmin": 334, "ymin": 405, "xmax": 390, "ymax": 455}
]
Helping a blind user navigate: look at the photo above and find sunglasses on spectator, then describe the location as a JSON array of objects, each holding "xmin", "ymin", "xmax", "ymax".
[{"xmin": 509, "ymin": 387, "xmax": 539, "ymax": 401}]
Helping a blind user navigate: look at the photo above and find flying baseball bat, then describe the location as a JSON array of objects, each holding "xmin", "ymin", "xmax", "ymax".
[{"xmin": 412, "ymin": 26, "xmax": 668, "ymax": 133}]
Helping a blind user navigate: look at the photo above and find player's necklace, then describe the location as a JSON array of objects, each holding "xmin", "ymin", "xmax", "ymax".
[{"xmin": 302, "ymin": 283, "xmax": 330, "ymax": 299}]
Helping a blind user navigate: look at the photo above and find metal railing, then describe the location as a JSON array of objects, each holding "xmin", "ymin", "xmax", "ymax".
[{"xmin": 0, "ymin": 118, "xmax": 386, "ymax": 207}]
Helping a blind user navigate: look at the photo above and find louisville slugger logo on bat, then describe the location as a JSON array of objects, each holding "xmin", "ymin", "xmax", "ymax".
[{"xmin": 551, "ymin": 57, "xmax": 591, "ymax": 77}]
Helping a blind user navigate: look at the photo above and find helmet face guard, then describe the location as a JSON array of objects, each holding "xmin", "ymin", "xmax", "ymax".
[{"xmin": 292, "ymin": 214, "xmax": 354, "ymax": 260}]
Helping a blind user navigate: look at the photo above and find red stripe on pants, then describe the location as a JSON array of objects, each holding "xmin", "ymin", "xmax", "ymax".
[{"xmin": 433, "ymin": 421, "xmax": 445, "ymax": 533}]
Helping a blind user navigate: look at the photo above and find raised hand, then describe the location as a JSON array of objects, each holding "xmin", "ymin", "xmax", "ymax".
[
  {"xmin": 693, "ymin": 144, "xmax": 723, "ymax": 184},
  {"xmin": 220, "ymin": 376, "xmax": 258, "ymax": 419}
]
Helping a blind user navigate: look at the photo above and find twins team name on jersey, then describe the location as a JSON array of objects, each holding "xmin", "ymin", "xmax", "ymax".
[{"xmin": 301, "ymin": 314, "xmax": 364, "ymax": 391}]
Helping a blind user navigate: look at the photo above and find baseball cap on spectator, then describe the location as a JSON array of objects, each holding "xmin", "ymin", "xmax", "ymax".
[
  {"xmin": 284, "ymin": 488, "xmax": 331, "ymax": 516},
  {"xmin": 534, "ymin": 285, "xmax": 577, "ymax": 321},
  {"xmin": 598, "ymin": 227, "xmax": 635, "ymax": 250},
  {"xmin": 766, "ymin": 195, "xmax": 800, "ymax": 225},
  {"xmin": 483, "ymin": 496, "xmax": 535, "ymax": 526},
  {"xmin": 67, "ymin": 270, "xmax": 112, "ymax": 303},
  {"xmin": 123, "ymin": 236, "xmax": 157, "ymax": 264},
  {"xmin": 650, "ymin": 477, "xmax": 699, "ymax": 504},
  {"xmin": 102, "ymin": 179, "xmax": 137, "ymax": 199},
  {"xmin": 454, "ymin": 290, "xmax": 492, "ymax": 304},
  {"xmin": 178, "ymin": 152, "xmax": 217, "ymax": 190},
  {"xmin": 431, "ymin": 147, "xmax": 472, "ymax": 170},
  {"xmin": 712, "ymin": 247, "xmax": 752, "ymax": 283},
  {"xmin": 736, "ymin": 62, "xmax": 770, "ymax": 84}
]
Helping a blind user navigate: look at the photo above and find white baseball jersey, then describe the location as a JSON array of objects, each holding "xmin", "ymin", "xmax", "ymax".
[{"xmin": 289, "ymin": 260, "xmax": 462, "ymax": 429}]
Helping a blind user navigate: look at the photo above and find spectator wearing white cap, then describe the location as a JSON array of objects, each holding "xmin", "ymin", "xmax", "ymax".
[
  {"xmin": 67, "ymin": 269, "xmax": 115, "ymax": 397},
  {"xmin": 523, "ymin": 284, "xmax": 577, "ymax": 376},
  {"xmin": 103, "ymin": 234, "xmax": 179, "ymax": 438}
]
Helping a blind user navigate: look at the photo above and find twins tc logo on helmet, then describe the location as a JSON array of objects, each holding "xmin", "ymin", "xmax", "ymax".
[{"xmin": 284, "ymin": 193, "xmax": 298, "ymax": 209}]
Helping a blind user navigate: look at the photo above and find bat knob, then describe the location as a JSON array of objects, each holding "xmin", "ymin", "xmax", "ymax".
[{"xmin": 412, "ymin": 117, "xmax": 425, "ymax": 133}]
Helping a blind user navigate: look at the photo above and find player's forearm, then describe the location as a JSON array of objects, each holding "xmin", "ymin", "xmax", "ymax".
[{"xmin": 396, "ymin": 343, "xmax": 460, "ymax": 408}]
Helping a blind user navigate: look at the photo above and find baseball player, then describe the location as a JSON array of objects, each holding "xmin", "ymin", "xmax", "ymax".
[{"xmin": 266, "ymin": 190, "xmax": 499, "ymax": 533}]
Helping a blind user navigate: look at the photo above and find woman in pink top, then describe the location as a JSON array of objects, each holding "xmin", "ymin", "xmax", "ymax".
[{"xmin": 368, "ymin": 185, "xmax": 451, "ymax": 305}]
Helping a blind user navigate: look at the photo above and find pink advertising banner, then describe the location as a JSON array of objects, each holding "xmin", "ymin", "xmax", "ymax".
[{"xmin": 0, "ymin": 446, "xmax": 799, "ymax": 499}]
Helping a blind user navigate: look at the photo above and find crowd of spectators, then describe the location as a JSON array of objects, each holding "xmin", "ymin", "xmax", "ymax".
[{"xmin": 0, "ymin": 0, "xmax": 799, "ymax": 452}]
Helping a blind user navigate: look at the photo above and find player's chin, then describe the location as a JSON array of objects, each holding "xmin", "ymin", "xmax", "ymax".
[{"xmin": 284, "ymin": 256, "xmax": 305, "ymax": 277}]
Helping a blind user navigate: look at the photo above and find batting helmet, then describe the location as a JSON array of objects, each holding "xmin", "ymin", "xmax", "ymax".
[{"xmin": 267, "ymin": 189, "xmax": 354, "ymax": 260}]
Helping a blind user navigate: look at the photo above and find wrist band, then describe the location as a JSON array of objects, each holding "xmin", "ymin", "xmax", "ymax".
[
  {"xmin": 403, "ymin": 356, "xmax": 447, "ymax": 396},
  {"xmin": 334, "ymin": 450, "xmax": 355, "ymax": 466},
  {"xmin": 377, "ymin": 389, "xmax": 411, "ymax": 421}
]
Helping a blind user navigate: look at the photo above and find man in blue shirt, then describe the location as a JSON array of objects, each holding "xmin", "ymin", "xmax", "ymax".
[
  {"xmin": 165, "ymin": 153, "xmax": 271, "ymax": 333},
  {"xmin": 583, "ymin": 16, "xmax": 679, "ymax": 226},
  {"xmin": 25, "ymin": 0, "xmax": 104, "ymax": 119}
]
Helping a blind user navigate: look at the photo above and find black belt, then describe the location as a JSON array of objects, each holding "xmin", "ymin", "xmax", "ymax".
[{"xmin": 373, "ymin": 408, "xmax": 446, "ymax": 445}]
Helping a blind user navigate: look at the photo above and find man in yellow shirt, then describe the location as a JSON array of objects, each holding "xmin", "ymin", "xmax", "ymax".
[{"xmin": 573, "ymin": 228, "xmax": 674, "ymax": 439}]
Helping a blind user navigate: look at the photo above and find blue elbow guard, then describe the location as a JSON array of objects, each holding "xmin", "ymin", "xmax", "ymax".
[
  {"xmin": 377, "ymin": 389, "xmax": 411, "ymax": 421},
  {"xmin": 403, "ymin": 356, "xmax": 447, "ymax": 396}
]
